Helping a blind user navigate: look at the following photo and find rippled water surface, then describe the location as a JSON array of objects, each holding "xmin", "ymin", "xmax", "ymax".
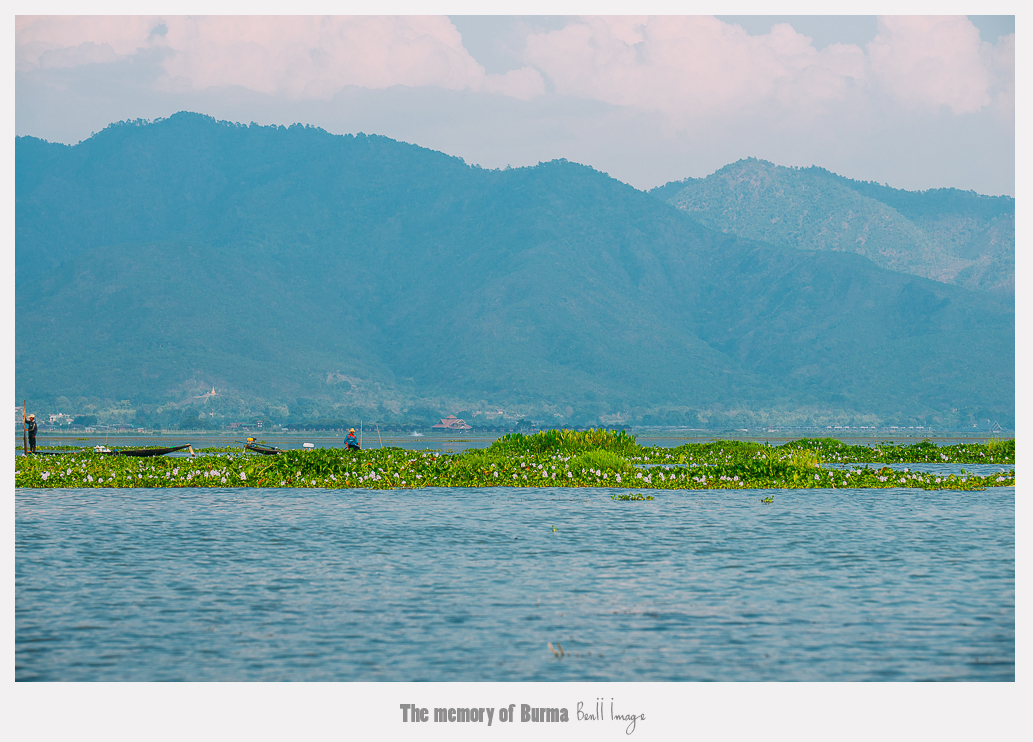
[
  {"xmin": 16, "ymin": 486, "xmax": 1014, "ymax": 681},
  {"xmin": 821, "ymin": 463, "xmax": 1014, "ymax": 476}
]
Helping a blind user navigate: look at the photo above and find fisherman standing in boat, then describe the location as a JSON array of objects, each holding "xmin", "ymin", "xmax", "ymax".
[
  {"xmin": 25, "ymin": 413, "xmax": 38, "ymax": 453},
  {"xmin": 345, "ymin": 428, "xmax": 361, "ymax": 450}
]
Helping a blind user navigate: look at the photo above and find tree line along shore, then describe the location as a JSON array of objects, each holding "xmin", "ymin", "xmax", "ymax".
[{"xmin": 15, "ymin": 431, "xmax": 1015, "ymax": 491}]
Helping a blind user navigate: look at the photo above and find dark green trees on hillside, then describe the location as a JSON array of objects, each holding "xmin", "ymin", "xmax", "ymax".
[
  {"xmin": 653, "ymin": 158, "xmax": 1014, "ymax": 298},
  {"xmin": 15, "ymin": 114, "xmax": 1014, "ymax": 426}
]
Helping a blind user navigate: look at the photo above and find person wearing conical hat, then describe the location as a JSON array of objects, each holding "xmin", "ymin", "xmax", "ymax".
[{"xmin": 345, "ymin": 428, "xmax": 360, "ymax": 450}]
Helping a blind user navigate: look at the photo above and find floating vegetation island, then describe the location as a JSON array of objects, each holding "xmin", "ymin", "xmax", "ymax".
[{"xmin": 15, "ymin": 430, "xmax": 1014, "ymax": 490}]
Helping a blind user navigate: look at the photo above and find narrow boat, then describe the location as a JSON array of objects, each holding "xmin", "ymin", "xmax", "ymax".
[
  {"xmin": 244, "ymin": 442, "xmax": 283, "ymax": 455},
  {"xmin": 101, "ymin": 444, "xmax": 194, "ymax": 457}
]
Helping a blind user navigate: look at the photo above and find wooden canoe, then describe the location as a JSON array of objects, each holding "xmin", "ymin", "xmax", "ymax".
[
  {"xmin": 102, "ymin": 444, "xmax": 193, "ymax": 457},
  {"xmin": 244, "ymin": 442, "xmax": 283, "ymax": 455}
]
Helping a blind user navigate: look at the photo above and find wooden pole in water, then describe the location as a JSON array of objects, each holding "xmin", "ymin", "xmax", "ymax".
[
  {"xmin": 377, "ymin": 424, "xmax": 383, "ymax": 449},
  {"xmin": 22, "ymin": 400, "xmax": 28, "ymax": 455},
  {"xmin": 359, "ymin": 421, "xmax": 363, "ymax": 448}
]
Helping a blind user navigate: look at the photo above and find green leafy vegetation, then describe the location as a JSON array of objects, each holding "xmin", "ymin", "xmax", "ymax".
[{"xmin": 15, "ymin": 435, "xmax": 1014, "ymax": 490}]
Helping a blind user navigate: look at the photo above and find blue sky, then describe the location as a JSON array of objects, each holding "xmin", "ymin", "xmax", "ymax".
[{"xmin": 15, "ymin": 12, "xmax": 1016, "ymax": 195}]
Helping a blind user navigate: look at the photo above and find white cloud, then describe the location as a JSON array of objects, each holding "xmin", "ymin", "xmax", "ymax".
[
  {"xmin": 13, "ymin": 13, "xmax": 1014, "ymax": 195},
  {"xmin": 163, "ymin": 16, "xmax": 476, "ymax": 97},
  {"xmin": 15, "ymin": 15, "xmax": 544, "ymax": 102},
  {"xmin": 16, "ymin": 15, "xmax": 160, "ymax": 71},
  {"xmin": 15, "ymin": 14, "xmax": 1012, "ymax": 118},
  {"xmin": 38, "ymin": 42, "xmax": 122, "ymax": 70},
  {"xmin": 867, "ymin": 16, "xmax": 994, "ymax": 114},
  {"xmin": 523, "ymin": 16, "xmax": 867, "ymax": 121},
  {"xmin": 520, "ymin": 15, "xmax": 1012, "ymax": 122},
  {"xmin": 482, "ymin": 66, "xmax": 545, "ymax": 100},
  {"xmin": 982, "ymin": 30, "xmax": 1015, "ymax": 122}
]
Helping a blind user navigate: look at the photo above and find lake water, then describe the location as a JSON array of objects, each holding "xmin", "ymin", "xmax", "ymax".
[
  {"xmin": 16, "ymin": 485, "xmax": 1014, "ymax": 681},
  {"xmin": 821, "ymin": 463, "xmax": 1014, "ymax": 476},
  {"xmin": 637, "ymin": 462, "xmax": 1014, "ymax": 476}
]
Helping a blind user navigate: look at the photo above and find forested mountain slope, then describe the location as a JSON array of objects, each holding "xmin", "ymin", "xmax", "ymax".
[
  {"xmin": 652, "ymin": 158, "xmax": 1014, "ymax": 298},
  {"xmin": 15, "ymin": 114, "xmax": 1014, "ymax": 426}
]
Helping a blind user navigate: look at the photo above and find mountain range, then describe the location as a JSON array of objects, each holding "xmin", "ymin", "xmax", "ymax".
[
  {"xmin": 15, "ymin": 113, "xmax": 1014, "ymax": 428},
  {"xmin": 651, "ymin": 159, "xmax": 1013, "ymax": 297}
]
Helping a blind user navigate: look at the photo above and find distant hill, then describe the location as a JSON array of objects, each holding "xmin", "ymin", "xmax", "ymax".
[
  {"xmin": 15, "ymin": 114, "xmax": 1014, "ymax": 427},
  {"xmin": 651, "ymin": 158, "xmax": 1014, "ymax": 298}
]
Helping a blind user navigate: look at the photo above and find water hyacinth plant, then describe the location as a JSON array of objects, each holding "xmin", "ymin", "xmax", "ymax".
[{"xmin": 14, "ymin": 431, "xmax": 1015, "ymax": 490}]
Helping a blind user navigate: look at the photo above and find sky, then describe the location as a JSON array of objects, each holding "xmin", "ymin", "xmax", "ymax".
[{"xmin": 13, "ymin": 10, "xmax": 1017, "ymax": 195}]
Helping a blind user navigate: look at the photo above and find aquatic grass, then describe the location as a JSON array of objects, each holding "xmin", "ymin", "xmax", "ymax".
[
  {"xmin": 15, "ymin": 450, "xmax": 1014, "ymax": 492},
  {"xmin": 777, "ymin": 437, "xmax": 1015, "ymax": 465},
  {"xmin": 569, "ymin": 449, "xmax": 634, "ymax": 474},
  {"xmin": 489, "ymin": 428, "xmax": 641, "ymax": 456},
  {"xmin": 14, "ymin": 435, "xmax": 1015, "ymax": 491},
  {"xmin": 656, "ymin": 437, "xmax": 1014, "ymax": 466},
  {"xmin": 986, "ymin": 437, "xmax": 1010, "ymax": 458},
  {"xmin": 790, "ymin": 448, "xmax": 821, "ymax": 468}
]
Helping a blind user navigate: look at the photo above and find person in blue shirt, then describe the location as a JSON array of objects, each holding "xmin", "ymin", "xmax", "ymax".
[{"xmin": 345, "ymin": 428, "xmax": 360, "ymax": 450}]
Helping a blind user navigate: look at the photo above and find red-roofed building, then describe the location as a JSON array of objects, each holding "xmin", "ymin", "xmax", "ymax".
[{"xmin": 431, "ymin": 415, "xmax": 472, "ymax": 430}]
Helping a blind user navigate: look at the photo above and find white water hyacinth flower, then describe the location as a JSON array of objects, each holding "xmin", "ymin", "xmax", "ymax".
[
  {"xmin": 615, "ymin": 474, "xmax": 621, "ymax": 483},
  {"xmin": 41, "ymin": 472, "xmax": 49, "ymax": 480},
  {"xmin": 239, "ymin": 472, "xmax": 247, "ymax": 481}
]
